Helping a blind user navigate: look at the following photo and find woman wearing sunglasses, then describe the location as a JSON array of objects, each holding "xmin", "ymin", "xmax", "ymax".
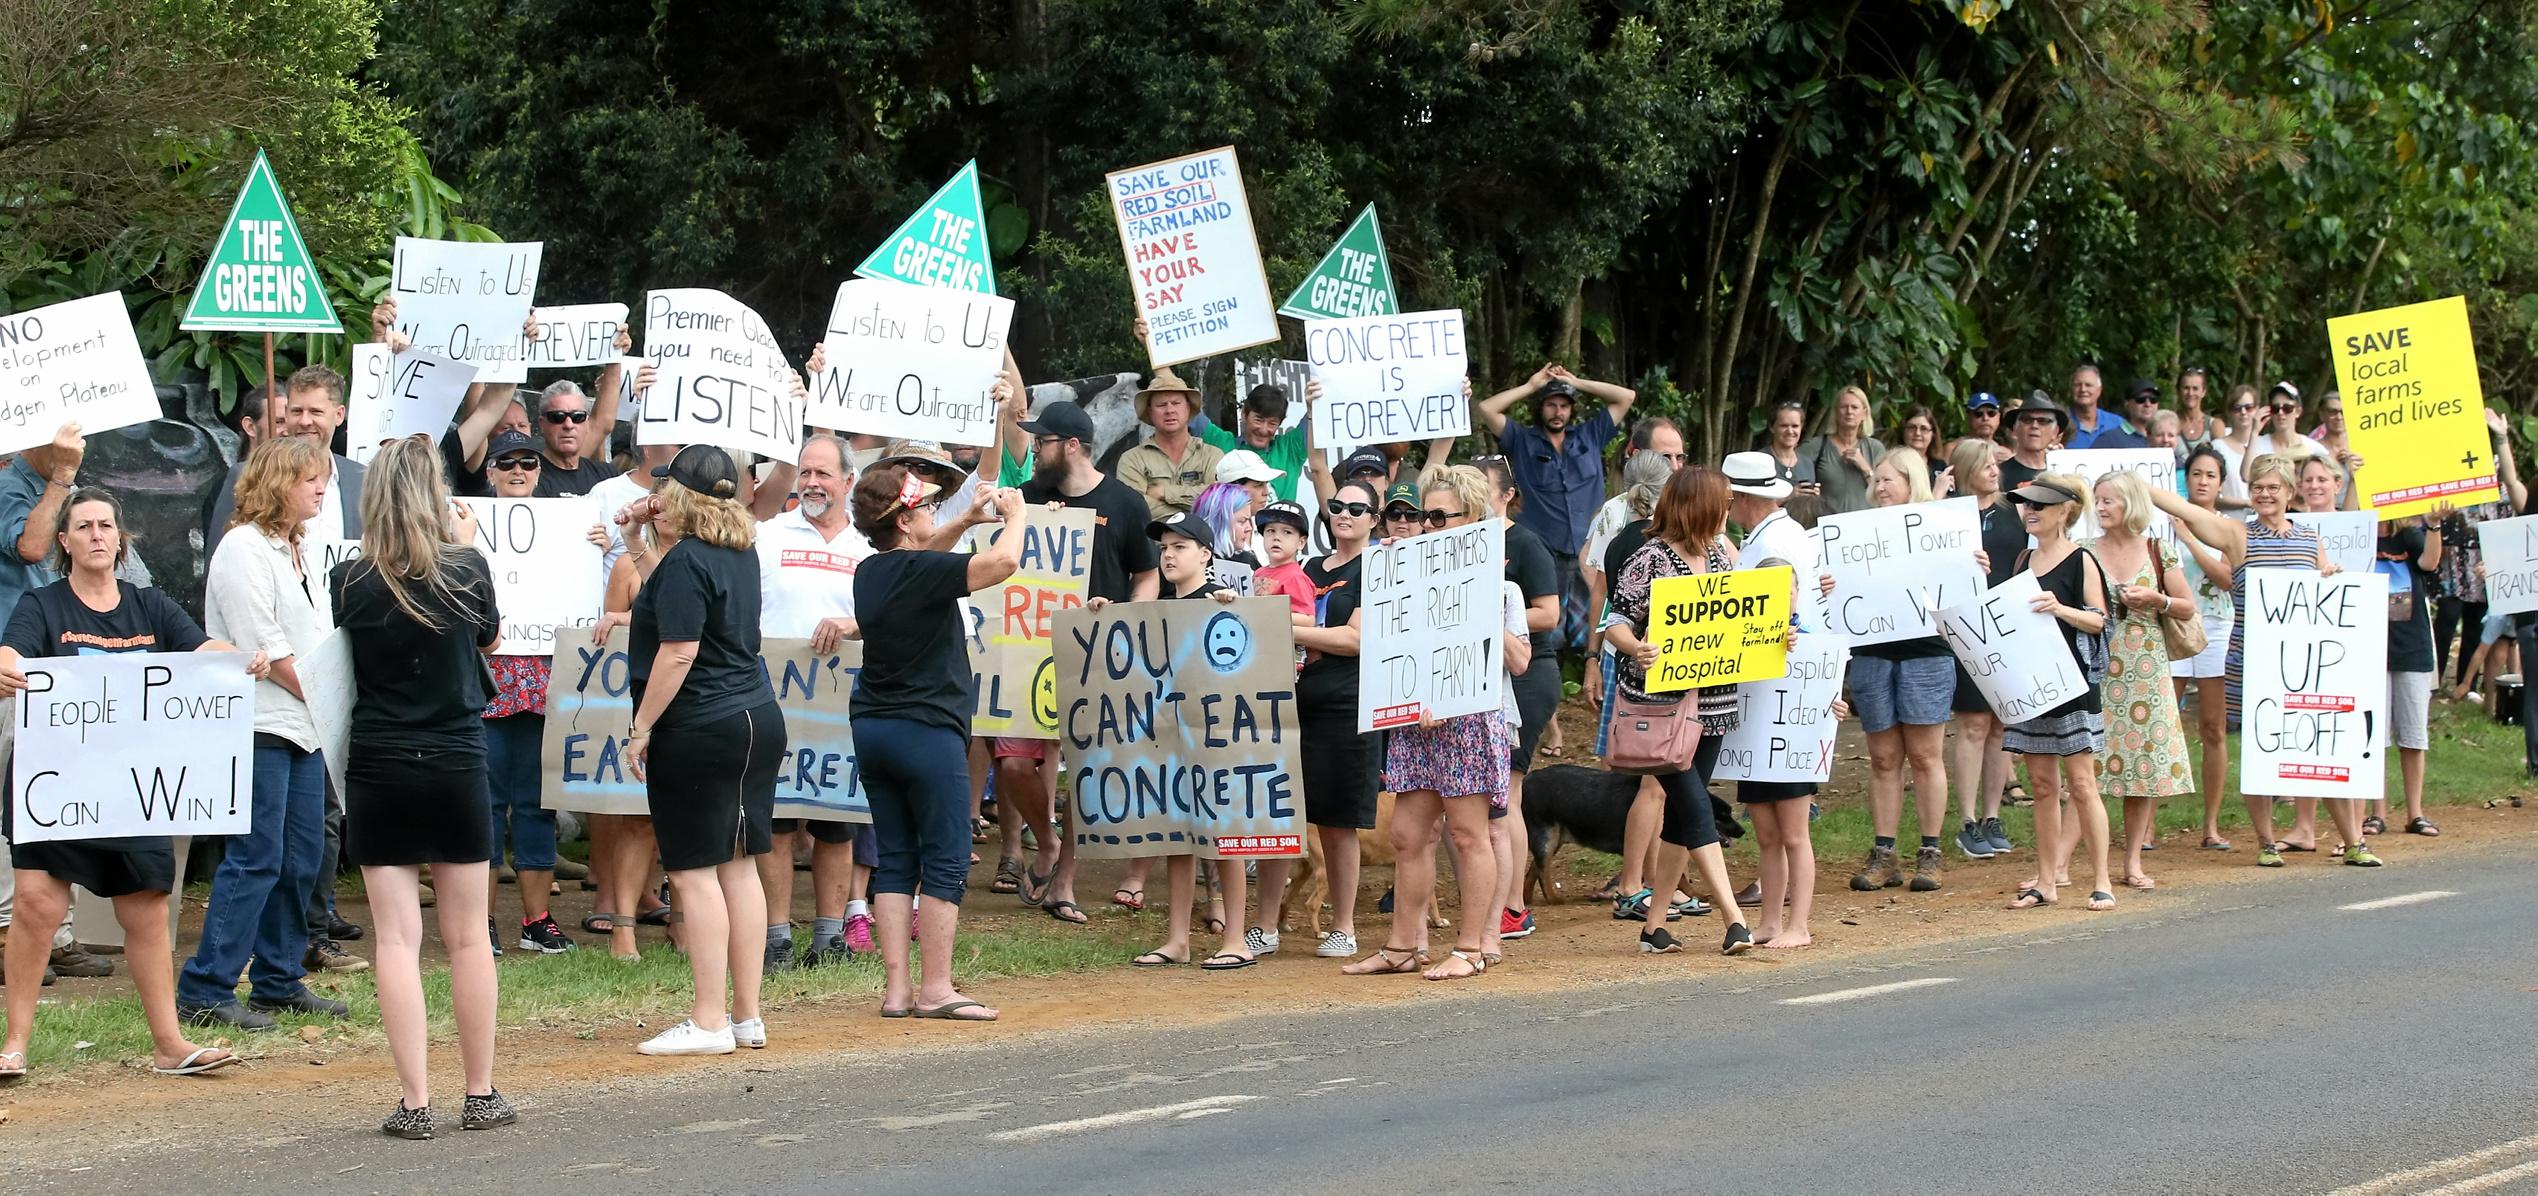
[
  {"xmin": 2213, "ymin": 384, "xmax": 2263, "ymax": 513},
  {"xmin": 2000, "ymin": 475, "xmax": 2116, "ymax": 912},
  {"xmin": 1294, "ymin": 480, "xmax": 1382, "ymax": 958},
  {"xmin": 1377, "ymin": 480, "xmax": 1424, "ymax": 543}
]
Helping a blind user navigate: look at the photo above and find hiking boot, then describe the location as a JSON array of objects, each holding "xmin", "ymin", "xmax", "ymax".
[
  {"xmin": 1849, "ymin": 846, "xmax": 1903, "ymax": 891},
  {"xmin": 1956, "ymin": 819, "xmax": 1997, "ymax": 859},
  {"xmin": 181, "ymin": 999, "xmax": 273, "ymax": 1030},
  {"xmin": 517, "ymin": 915, "xmax": 574, "ymax": 955},
  {"xmin": 1981, "ymin": 816, "xmax": 2015, "ymax": 854},
  {"xmin": 1909, "ymin": 846, "xmax": 1945, "ymax": 892},
  {"xmin": 304, "ymin": 938, "xmax": 369, "ymax": 973},
  {"xmin": 48, "ymin": 945, "xmax": 112, "ymax": 978},
  {"xmin": 764, "ymin": 937, "xmax": 797, "ymax": 973}
]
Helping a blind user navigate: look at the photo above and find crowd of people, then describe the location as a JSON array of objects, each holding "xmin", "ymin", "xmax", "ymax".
[{"xmin": 0, "ymin": 305, "xmax": 2509, "ymax": 1140}]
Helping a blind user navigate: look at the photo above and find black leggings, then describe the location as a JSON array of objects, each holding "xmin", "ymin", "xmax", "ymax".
[
  {"xmin": 1656, "ymin": 734, "xmax": 1728, "ymax": 850},
  {"xmin": 2437, "ymin": 596, "xmax": 2486, "ymax": 686}
]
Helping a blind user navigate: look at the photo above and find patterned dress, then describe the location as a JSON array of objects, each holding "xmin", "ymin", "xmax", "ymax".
[
  {"xmin": 2090, "ymin": 538, "xmax": 2195, "ymax": 797},
  {"xmin": 2224, "ymin": 520, "xmax": 2323, "ymax": 728}
]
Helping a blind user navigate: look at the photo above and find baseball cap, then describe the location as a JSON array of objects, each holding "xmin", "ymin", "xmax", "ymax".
[
  {"xmin": 652, "ymin": 443, "xmax": 741, "ymax": 499},
  {"xmin": 1535, "ymin": 379, "xmax": 1580, "ymax": 402},
  {"xmin": 1146, "ymin": 509, "xmax": 1216, "ymax": 549},
  {"xmin": 1341, "ymin": 448, "xmax": 1389, "ymax": 480},
  {"xmin": 1018, "ymin": 400, "xmax": 1097, "ymax": 444},
  {"xmin": 487, "ymin": 429, "xmax": 540, "ymax": 461},
  {"xmin": 2268, "ymin": 381, "xmax": 2302, "ymax": 404},
  {"xmin": 1382, "ymin": 480, "xmax": 1420, "ymax": 512},
  {"xmin": 1720, "ymin": 451, "xmax": 1793, "ymax": 500},
  {"xmin": 2126, "ymin": 379, "xmax": 2161, "ymax": 403},
  {"xmin": 1215, "ymin": 449, "xmax": 1284, "ymax": 484},
  {"xmin": 1965, "ymin": 391, "xmax": 2002, "ymax": 411},
  {"xmin": 1256, "ymin": 500, "xmax": 1308, "ymax": 534}
]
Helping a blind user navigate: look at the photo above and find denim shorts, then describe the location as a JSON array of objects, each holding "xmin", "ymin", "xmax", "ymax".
[{"xmin": 1850, "ymin": 653, "xmax": 1955, "ymax": 734}]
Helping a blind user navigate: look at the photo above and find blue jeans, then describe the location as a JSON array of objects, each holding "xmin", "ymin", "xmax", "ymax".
[
  {"xmin": 853, "ymin": 717, "xmax": 972, "ymax": 904},
  {"xmin": 179, "ymin": 742, "xmax": 326, "ymax": 1007},
  {"xmin": 486, "ymin": 713, "xmax": 557, "ymax": 870}
]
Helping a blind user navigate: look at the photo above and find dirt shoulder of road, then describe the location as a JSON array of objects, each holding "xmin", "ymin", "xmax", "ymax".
[{"xmin": 7, "ymin": 794, "xmax": 2528, "ymax": 1143}]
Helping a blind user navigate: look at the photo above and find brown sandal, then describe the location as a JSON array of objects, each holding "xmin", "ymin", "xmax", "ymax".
[{"xmin": 1340, "ymin": 947, "xmax": 1421, "ymax": 975}]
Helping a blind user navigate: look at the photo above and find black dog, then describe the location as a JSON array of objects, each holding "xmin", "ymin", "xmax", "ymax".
[{"xmin": 1523, "ymin": 764, "xmax": 1744, "ymax": 908}]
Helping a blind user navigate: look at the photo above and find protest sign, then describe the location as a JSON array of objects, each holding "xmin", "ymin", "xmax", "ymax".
[
  {"xmin": 181, "ymin": 150, "xmax": 341, "ymax": 334},
  {"xmin": 1053, "ymin": 598, "xmax": 1304, "ymax": 860},
  {"xmin": 636, "ymin": 289, "xmax": 803, "ymax": 464},
  {"xmin": 389, "ymin": 237, "xmax": 544, "ymax": 383},
  {"xmin": 455, "ymin": 497, "xmax": 604, "ymax": 657},
  {"xmin": 1713, "ymin": 632, "xmax": 1849, "ymax": 783},
  {"xmin": 2047, "ymin": 448, "xmax": 2177, "ymax": 541},
  {"xmin": 2329, "ymin": 295, "xmax": 2501, "ymax": 519},
  {"xmin": 303, "ymin": 630, "xmax": 355, "ymax": 798},
  {"xmin": 1105, "ymin": 146, "xmax": 1279, "ymax": 367},
  {"xmin": 11, "ymin": 652, "xmax": 254, "ymax": 842},
  {"xmin": 960, "ymin": 507, "xmax": 1095, "ymax": 737},
  {"xmin": 524, "ymin": 303, "xmax": 631, "ymax": 369},
  {"xmin": 2290, "ymin": 510, "xmax": 2378, "ymax": 578},
  {"xmin": 854, "ymin": 160, "xmax": 997, "ymax": 294},
  {"xmin": 1357, "ymin": 520, "xmax": 1505, "ymax": 731},
  {"xmin": 1936, "ymin": 574, "xmax": 2090, "ymax": 723},
  {"xmin": 2239, "ymin": 568, "xmax": 2386, "ymax": 799},
  {"xmin": 2477, "ymin": 514, "xmax": 2538, "ymax": 616},
  {"xmin": 812, "ymin": 278, "xmax": 1012, "ymax": 447},
  {"xmin": 1304, "ymin": 309, "xmax": 1470, "ymax": 448},
  {"xmin": 1645, "ymin": 566, "xmax": 1792, "ymax": 692},
  {"xmin": 0, "ymin": 291, "xmax": 166, "ymax": 456},
  {"xmin": 543, "ymin": 631, "xmax": 867, "ymax": 821},
  {"xmin": 1211, "ymin": 557, "xmax": 1255, "ymax": 596},
  {"xmin": 1813, "ymin": 497, "xmax": 1986, "ymax": 648},
  {"xmin": 346, "ymin": 342, "xmax": 476, "ymax": 466},
  {"xmin": 1279, "ymin": 204, "xmax": 1399, "ymax": 321}
]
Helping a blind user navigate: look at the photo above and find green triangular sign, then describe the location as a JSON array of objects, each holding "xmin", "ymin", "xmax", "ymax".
[
  {"xmin": 180, "ymin": 150, "xmax": 342, "ymax": 334},
  {"xmin": 1279, "ymin": 204, "xmax": 1399, "ymax": 321},
  {"xmin": 853, "ymin": 160, "xmax": 997, "ymax": 294}
]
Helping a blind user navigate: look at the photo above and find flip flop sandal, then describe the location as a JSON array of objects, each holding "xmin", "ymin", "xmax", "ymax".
[
  {"xmin": 2201, "ymin": 837, "xmax": 2234, "ymax": 851},
  {"xmin": 2086, "ymin": 891, "xmax": 2118, "ymax": 911},
  {"xmin": 989, "ymin": 857, "xmax": 1022, "ymax": 894},
  {"xmin": 0, "ymin": 1051, "xmax": 25, "ymax": 1079},
  {"xmin": 1043, "ymin": 900, "xmax": 1088, "ymax": 926},
  {"xmin": 1019, "ymin": 867, "xmax": 1054, "ymax": 909},
  {"xmin": 2275, "ymin": 841, "xmax": 2318, "ymax": 853},
  {"xmin": 1423, "ymin": 949, "xmax": 1486, "ymax": 981},
  {"xmin": 637, "ymin": 906, "xmax": 676, "ymax": 927},
  {"xmin": 1111, "ymin": 888, "xmax": 1146, "ymax": 912},
  {"xmin": 2124, "ymin": 874, "xmax": 2157, "ymax": 891},
  {"xmin": 1131, "ymin": 951, "xmax": 1183, "ymax": 968},
  {"xmin": 1204, "ymin": 917, "xmax": 1227, "ymax": 936},
  {"xmin": 880, "ymin": 1006, "xmax": 912, "ymax": 1019},
  {"xmin": 913, "ymin": 999, "xmax": 996, "ymax": 1022},
  {"xmin": 2007, "ymin": 887, "xmax": 2055, "ymax": 910},
  {"xmin": 582, "ymin": 911, "xmax": 623, "ymax": 935},
  {"xmin": 2361, "ymin": 816, "xmax": 2387, "ymax": 835},
  {"xmin": 152, "ymin": 1047, "xmax": 237, "ymax": 1076},
  {"xmin": 1200, "ymin": 952, "xmax": 1257, "ymax": 971},
  {"xmin": 2406, "ymin": 817, "xmax": 2442, "ymax": 837}
]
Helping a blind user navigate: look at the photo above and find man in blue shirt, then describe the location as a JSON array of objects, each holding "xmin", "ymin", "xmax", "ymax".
[
  {"xmin": 2064, "ymin": 364, "xmax": 2148, "ymax": 450},
  {"xmin": 1479, "ymin": 363, "xmax": 1635, "ymax": 650}
]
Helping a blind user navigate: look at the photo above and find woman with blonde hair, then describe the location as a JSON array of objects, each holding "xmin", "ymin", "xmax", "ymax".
[
  {"xmin": 625, "ymin": 446, "xmax": 787, "ymax": 1055},
  {"xmin": 330, "ymin": 437, "xmax": 509, "ymax": 1137},
  {"xmin": 2082, "ymin": 469, "xmax": 2195, "ymax": 890},
  {"xmin": 1844, "ymin": 448, "xmax": 1959, "ymax": 895},
  {"xmin": 2001, "ymin": 474, "xmax": 2114, "ymax": 910},
  {"xmin": 179, "ymin": 435, "xmax": 343, "ymax": 1030}
]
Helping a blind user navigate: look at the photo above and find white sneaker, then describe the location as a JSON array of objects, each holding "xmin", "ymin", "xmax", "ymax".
[
  {"xmin": 732, "ymin": 1016, "xmax": 766, "ymax": 1049},
  {"xmin": 1244, "ymin": 927, "xmax": 1280, "ymax": 956},
  {"xmin": 637, "ymin": 1019, "xmax": 735, "ymax": 1056},
  {"xmin": 1314, "ymin": 931, "xmax": 1357, "ymax": 959}
]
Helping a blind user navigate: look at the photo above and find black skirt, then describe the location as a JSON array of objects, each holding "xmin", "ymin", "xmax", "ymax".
[
  {"xmin": 11, "ymin": 839, "xmax": 176, "ymax": 897},
  {"xmin": 647, "ymin": 698, "xmax": 785, "ymax": 872},
  {"xmin": 346, "ymin": 748, "xmax": 495, "ymax": 866}
]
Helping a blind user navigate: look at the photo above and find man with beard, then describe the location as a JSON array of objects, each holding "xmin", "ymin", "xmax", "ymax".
[
  {"xmin": 753, "ymin": 433, "xmax": 876, "ymax": 968},
  {"xmin": 1479, "ymin": 363, "xmax": 1636, "ymax": 652}
]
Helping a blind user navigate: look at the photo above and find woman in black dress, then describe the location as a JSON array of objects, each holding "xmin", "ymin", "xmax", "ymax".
[
  {"xmin": 329, "ymin": 437, "xmax": 511, "ymax": 1137},
  {"xmin": 0, "ymin": 487, "xmax": 264, "ymax": 1080}
]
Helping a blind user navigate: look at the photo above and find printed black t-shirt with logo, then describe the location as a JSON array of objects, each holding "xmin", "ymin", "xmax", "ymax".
[{"xmin": 2378, "ymin": 525, "xmax": 2435, "ymax": 674}]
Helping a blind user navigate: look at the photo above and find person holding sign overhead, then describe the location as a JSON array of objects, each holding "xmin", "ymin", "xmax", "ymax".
[
  {"xmin": 180, "ymin": 435, "xmax": 344, "ymax": 1030},
  {"xmin": 2000, "ymin": 475, "xmax": 2115, "ymax": 911},
  {"xmin": 0, "ymin": 487, "xmax": 265, "ymax": 1080},
  {"xmin": 849, "ymin": 465, "xmax": 1028, "ymax": 1021},
  {"xmin": 328, "ymin": 437, "xmax": 513, "ymax": 1137},
  {"xmin": 624, "ymin": 445, "xmax": 789, "ymax": 1055}
]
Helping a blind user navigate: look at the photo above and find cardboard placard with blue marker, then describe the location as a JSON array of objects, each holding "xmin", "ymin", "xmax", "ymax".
[
  {"xmin": 961, "ymin": 506, "xmax": 1096, "ymax": 737},
  {"xmin": 540, "ymin": 631, "xmax": 867, "ymax": 821},
  {"xmin": 10, "ymin": 652, "xmax": 256, "ymax": 843},
  {"xmin": 1053, "ymin": 597, "xmax": 1304, "ymax": 860}
]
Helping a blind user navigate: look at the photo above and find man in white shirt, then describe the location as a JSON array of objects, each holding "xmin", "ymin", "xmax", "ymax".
[
  {"xmin": 753, "ymin": 434, "xmax": 874, "ymax": 969},
  {"xmin": 1724, "ymin": 450, "xmax": 1818, "ymax": 596}
]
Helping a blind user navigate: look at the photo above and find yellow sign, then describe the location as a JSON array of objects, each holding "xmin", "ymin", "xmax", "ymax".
[
  {"xmin": 2329, "ymin": 295, "xmax": 2500, "ymax": 519},
  {"xmin": 1647, "ymin": 566, "xmax": 1792, "ymax": 693}
]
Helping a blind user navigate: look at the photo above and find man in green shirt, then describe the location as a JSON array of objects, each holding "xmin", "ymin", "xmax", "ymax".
[{"xmin": 1198, "ymin": 383, "xmax": 1309, "ymax": 503}]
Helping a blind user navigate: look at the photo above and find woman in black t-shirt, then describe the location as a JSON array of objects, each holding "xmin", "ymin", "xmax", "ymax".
[
  {"xmin": 624, "ymin": 445, "xmax": 786, "ymax": 1057},
  {"xmin": 329, "ymin": 438, "xmax": 512, "ymax": 1135},
  {"xmin": 0, "ymin": 487, "xmax": 264, "ymax": 1082},
  {"xmin": 1293, "ymin": 479, "xmax": 1379, "ymax": 959},
  {"xmin": 850, "ymin": 466, "xmax": 1027, "ymax": 1022}
]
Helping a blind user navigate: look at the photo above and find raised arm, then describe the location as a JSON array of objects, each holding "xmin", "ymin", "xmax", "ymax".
[
  {"xmin": 585, "ymin": 321, "xmax": 634, "ymax": 453},
  {"xmin": 1553, "ymin": 364, "xmax": 1636, "ymax": 425},
  {"xmin": 1479, "ymin": 363, "xmax": 1553, "ymax": 438},
  {"xmin": 2149, "ymin": 485, "xmax": 2244, "ymax": 556}
]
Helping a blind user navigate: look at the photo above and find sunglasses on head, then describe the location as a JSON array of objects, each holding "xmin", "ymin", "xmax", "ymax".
[
  {"xmin": 1325, "ymin": 499, "xmax": 1375, "ymax": 518},
  {"xmin": 492, "ymin": 455, "xmax": 542, "ymax": 472},
  {"xmin": 543, "ymin": 409, "xmax": 589, "ymax": 424},
  {"xmin": 1422, "ymin": 507, "xmax": 1466, "ymax": 527}
]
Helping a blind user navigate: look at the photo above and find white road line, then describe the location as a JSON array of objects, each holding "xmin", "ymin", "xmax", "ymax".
[
  {"xmin": 2338, "ymin": 889, "xmax": 2460, "ymax": 912},
  {"xmin": 2324, "ymin": 1131, "xmax": 2538, "ymax": 1195},
  {"xmin": 1776, "ymin": 977, "xmax": 1958, "ymax": 1006},
  {"xmin": 2421, "ymin": 1157, "xmax": 2538, "ymax": 1196},
  {"xmin": 989, "ymin": 1095, "xmax": 1262, "ymax": 1143}
]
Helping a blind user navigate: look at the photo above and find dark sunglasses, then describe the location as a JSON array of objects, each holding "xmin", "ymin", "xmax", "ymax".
[
  {"xmin": 1382, "ymin": 506, "xmax": 1421, "ymax": 521},
  {"xmin": 1325, "ymin": 499, "xmax": 1375, "ymax": 518},
  {"xmin": 2015, "ymin": 414, "xmax": 2057, "ymax": 425},
  {"xmin": 2271, "ymin": 403, "xmax": 2300, "ymax": 413},
  {"xmin": 2232, "ymin": 403, "xmax": 2256, "ymax": 412},
  {"xmin": 492, "ymin": 455, "xmax": 542, "ymax": 472},
  {"xmin": 543, "ymin": 409, "xmax": 589, "ymax": 424},
  {"xmin": 1422, "ymin": 508, "xmax": 1466, "ymax": 527}
]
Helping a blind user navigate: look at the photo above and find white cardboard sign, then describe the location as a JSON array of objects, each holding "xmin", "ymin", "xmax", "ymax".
[
  {"xmin": 1812, "ymin": 497, "xmax": 1987, "ymax": 647},
  {"xmin": 2048, "ymin": 448, "xmax": 2177, "ymax": 542},
  {"xmin": 1936, "ymin": 573, "xmax": 2090, "ymax": 723},
  {"xmin": 1357, "ymin": 520, "xmax": 1504, "ymax": 731},
  {"xmin": 346, "ymin": 342, "xmax": 476, "ymax": 466},
  {"xmin": 388, "ymin": 237, "xmax": 544, "ymax": 383},
  {"xmin": 2239, "ymin": 568, "xmax": 2387, "ymax": 799},
  {"xmin": 11, "ymin": 652, "xmax": 256, "ymax": 842},
  {"xmin": 1712, "ymin": 632, "xmax": 1849, "ymax": 783},
  {"xmin": 2290, "ymin": 510, "xmax": 2378, "ymax": 578},
  {"xmin": 455, "ymin": 497, "xmax": 604, "ymax": 657},
  {"xmin": 811, "ymin": 278, "xmax": 1012, "ymax": 447},
  {"xmin": 2478, "ymin": 514, "xmax": 2538, "ymax": 617},
  {"xmin": 0, "ymin": 291, "xmax": 165, "ymax": 455},
  {"xmin": 303, "ymin": 629, "xmax": 355, "ymax": 800},
  {"xmin": 1105, "ymin": 146, "xmax": 1279, "ymax": 367},
  {"xmin": 1304, "ymin": 309, "xmax": 1469, "ymax": 448},
  {"xmin": 635, "ymin": 288, "xmax": 803, "ymax": 464},
  {"xmin": 524, "ymin": 303, "xmax": 631, "ymax": 369}
]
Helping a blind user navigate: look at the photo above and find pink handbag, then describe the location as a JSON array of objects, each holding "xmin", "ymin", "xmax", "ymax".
[{"xmin": 1604, "ymin": 694, "xmax": 1701, "ymax": 775}]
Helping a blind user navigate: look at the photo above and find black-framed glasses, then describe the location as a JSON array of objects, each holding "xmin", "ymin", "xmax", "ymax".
[
  {"xmin": 1383, "ymin": 506, "xmax": 1421, "ymax": 522},
  {"xmin": 1422, "ymin": 507, "xmax": 1466, "ymax": 527},
  {"xmin": 492, "ymin": 456, "xmax": 542, "ymax": 472},
  {"xmin": 543, "ymin": 409, "xmax": 589, "ymax": 424},
  {"xmin": 1325, "ymin": 499, "xmax": 1375, "ymax": 518},
  {"xmin": 1031, "ymin": 434, "xmax": 1065, "ymax": 449}
]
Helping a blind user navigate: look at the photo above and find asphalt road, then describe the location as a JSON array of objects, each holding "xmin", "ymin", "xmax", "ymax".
[{"xmin": 29, "ymin": 845, "xmax": 2538, "ymax": 1195}]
